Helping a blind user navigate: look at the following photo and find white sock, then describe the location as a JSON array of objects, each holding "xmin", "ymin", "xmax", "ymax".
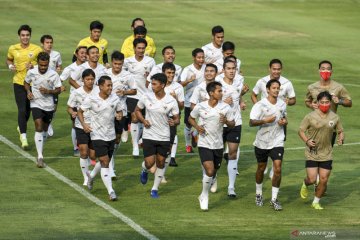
[
  {"xmin": 170, "ymin": 135, "xmax": 178, "ymax": 158},
  {"xmin": 101, "ymin": 168, "xmax": 114, "ymax": 194},
  {"xmin": 34, "ymin": 132, "xmax": 44, "ymax": 159},
  {"xmin": 130, "ymin": 123, "xmax": 139, "ymax": 149},
  {"xmin": 71, "ymin": 128, "xmax": 77, "ymax": 150},
  {"xmin": 313, "ymin": 196, "xmax": 320, "ymax": 204},
  {"xmin": 42, "ymin": 131, "xmax": 48, "ymax": 143},
  {"xmin": 271, "ymin": 187, "xmax": 279, "ymax": 201},
  {"xmin": 201, "ymin": 175, "xmax": 213, "ymax": 198},
  {"xmin": 163, "ymin": 156, "xmax": 171, "ymax": 175},
  {"xmin": 80, "ymin": 157, "xmax": 89, "ymax": 181},
  {"xmin": 21, "ymin": 133, "xmax": 27, "ymax": 140},
  {"xmin": 256, "ymin": 183, "xmax": 263, "ymax": 195},
  {"xmin": 152, "ymin": 167, "xmax": 165, "ymax": 191},
  {"xmin": 184, "ymin": 126, "xmax": 191, "ymax": 146},
  {"xmin": 109, "ymin": 143, "xmax": 119, "ymax": 174},
  {"xmin": 201, "ymin": 164, "xmax": 206, "ymax": 176},
  {"xmin": 227, "ymin": 159, "xmax": 237, "ymax": 189},
  {"xmin": 90, "ymin": 161, "xmax": 101, "ymax": 179},
  {"xmin": 138, "ymin": 123, "xmax": 144, "ymax": 141}
]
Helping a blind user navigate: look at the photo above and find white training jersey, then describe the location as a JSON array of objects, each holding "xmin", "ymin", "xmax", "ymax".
[
  {"xmin": 60, "ymin": 62, "xmax": 83, "ymax": 93},
  {"xmin": 80, "ymin": 93, "xmax": 125, "ymax": 141},
  {"xmin": 147, "ymin": 62, "xmax": 182, "ymax": 82},
  {"xmin": 70, "ymin": 62, "xmax": 106, "ymax": 86},
  {"xmin": 189, "ymin": 81, "xmax": 210, "ymax": 105},
  {"xmin": 252, "ymin": 75, "xmax": 296, "ymax": 102},
  {"xmin": 25, "ymin": 66, "xmax": 62, "ymax": 111},
  {"xmin": 215, "ymin": 58, "xmax": 241, "ymax": 73},
  {"xmin": 164, "ymin": 81, "xmax": 185, "ymax": 104},
  {"xmin": 217, "ymin": 76, "xmax": 244, "ymax": 126},
  {"xmin": 202, "ymin": 42, "xmax": 223, "ymax": 64},
  {"xmin": 67, "ymin": 87, "xmax": 97, "ymax": 129},
  {"xmin": 250, "ymin": 98, "xmax": 287, "ymax": 149},
  {"xmin": 190, "ymin": 100, "xmax": 234, "ymax": 149},
  {"xmin": 180, "ymin": 63, "xmax": 205, "ymax": 107},
  {"xmin": 123, "ymin": 56, "xmax": 156, "ymax": 100},
  {"xmin": 49, "ymin": 50, "xmax": 62, "ymax": 71},
  {"xmin": 137, "ymin": 92, "xmax": 179, "ymax": 142}
]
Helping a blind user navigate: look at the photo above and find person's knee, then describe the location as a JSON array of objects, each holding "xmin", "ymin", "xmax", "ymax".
[
  {"xmin": 306, "ymin": 176, "xmax": 317, "ymax": 184},
  {"xmin": 206, "ymin": 169, "xmax": 215, "ymax": 177},
  {"xmin": 319, "ymin": 175, "xmax": 329, "ymax": 184},
  {"xmin": 273, "ymin": 166, "xmax": 281, "ymax": 176},
  {"xmin": 257, "ymin": 163, "xmax": 267, "ymax": 172}
]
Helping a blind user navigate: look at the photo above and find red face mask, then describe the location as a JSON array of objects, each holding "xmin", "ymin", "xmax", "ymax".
[
  {"xmin": 320, "ymin": 71, "xmax": 331, "ymax": 81},
  {"xmin": 319, "ymin": 104, "xmax": 331, "ymax": 113}
]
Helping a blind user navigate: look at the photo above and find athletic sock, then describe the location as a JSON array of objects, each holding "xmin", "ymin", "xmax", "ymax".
[
  {"xmin": 42, "ymin": 131, "xmax": 48, "ymax": 143},
  {"xmin": 184, "ymin": 126, "xmax": 191, "ymax": 146},
  {"xmin": 34, "ymin": 131, "xmax": 44, "ymax": 159},
  {"xmin": 90, "ymin": 161, "xmax": 101, "ymax": 179},
  {"xmin": 170, "ymin": 135, "xmax": 178, "ymax": 158},
  {"xmin": 227, "ymin": 159, "xmax": 237, "ymax": 189},
  {"xmin": 256, "ymin": 183, "xmax": 263, "ymax": 195},
  {"xmin": 130, "ymin": 123, "xmax": 139, "ymax": 149},
  {"xmin": 271, "ymin": 187, "xmax": 279, "ymax": 201},
  {"xmin": 80, "ymin": 157, "xmax": 89, "ymax": 181},
  {"xmin": 138, "ymin": 123, "xmax": 144, "ymax": 142},
  {"xmin": 141, "ymin": 161, "xmax": 147, "ymax": 171},
  {"xmin": 313, "ymin": 196, "xmax": 320, "ymax": 204},
  {"xmin": 101, "ymin": 168, "xmax": 114, "ymax": 194},
  {"xmin": 21, "ymin": 133, "xmax": 27, "ymax": 140},
  {"xmin": 201, "ymin": 175, "xmax": 213, "ymax": 198},
  {"xmin": 152, "ymin": 167, "xmax": 165, "ymax": 191},
  {"xmin": 163, "ymin": 156, "xmax": 171, "ymax": 175},
  {"xmin": 71, "ymin": 128, "xmax": 77, "ymax": 150},
  {"xmin": 109, "ymin": 143, "xmax": 119, "ymax": 174}
]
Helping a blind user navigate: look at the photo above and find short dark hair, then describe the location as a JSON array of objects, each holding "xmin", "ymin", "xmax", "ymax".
[
  {"xmin": 133, "ymin": 38, "xmax": 147, "ymax": 48},
  {"xmin": 87, "ymin": 45, "xmax": 99, "ymax": 54},
  {"xmin": 192, "ymin": 48, "xmax": 204, "ymax": 57},
  {"xmin": 224, "ymin": 55, "xmax": 237, "ymax": 62},
  {"xmin": 162, "ymin": 45, "xmax": 175, "ymax": 55},
  {"xmin": 319, "ymin": 60, "xmax": 332, "ymax": 69},
  {"xmin": 134, "ymin": 26, "xmax": 147, "ymax": 35},
  {"xmin": 111, "ymin": 51, "xmax": 124, "ymax": 61},
  {"xmin": 82, "ymin": 69, "xmax": 95, "ymax": 79},
  {"xmin": 269, "ymin": 59, "xmax": 282, "ymax": 68},
  {"xmin": 40, "ymin": 34, "xmax": 53, "ymax": 44},
  {"xmin": 205, "ymin": 63, "xmax": 218, "ymax": 73},
  {"xmin": 90, "ymin": 20, "xmax": 104, "ymax": 31},
  {"xmin": 212, "ymin": 25, "xmax": 224, "ymax": 36},
  {"xmin": 162, "ymin": 62, "xmax": 176, "ymax": 72},
  {"xmin": 266, "ymin": 79, "xmax": 281, "ymax": 89},
  {"xmin": 98, "ymin": 75, "xmax": 111, "ymax": 86},
  {"xmin": 222, "ymin": 41, "xmax": 235, "ymax": 51},
  {"xmin": 18, "ymin": 25, "xmax": 32, "ymax": 35},
  {"xmin": 151, "ymin": 73, "xmax": 167, "ymax": 85},
  {"xmin": 75, "ymin": 46, "xmax": 87, "ymax": 54},
  {"xmin": 317, "ymin": 91, "xmax": 332, "ymax": 102},
  {"xmin": 223, "ymin": 59, "xmax": 236, "ymax": 69},
  {"xmin": 206, "ymin": 81, "xmax": 222, "ymax": 94},
  {"xmin": 37, "ymin": 52, "xmax": 50, "ymax": 62},
  {"xmin": 131, "ymin": 17, "xmax": 145, "ymax": 27}
]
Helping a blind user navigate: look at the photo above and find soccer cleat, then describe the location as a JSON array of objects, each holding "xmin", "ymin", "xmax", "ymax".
[
  {"xmin": 86, "ymin": 172, "xmax": 94, "ymax": 190},
  {"xmin": 191, "ymin": 132, "xmax": 198, "ymax": 148},
  {"xmin": 210, "ymin": 177, "xmax": 217, "ymax": 193},
  {"xmin": 132, "ymin": 147, "xmax": 139, "ymax": 157},
  {"xmin": 311, "ymin": 202, "xmax": 324, "ymax": 210},
  {"xmin": 161, "ymin": 176, "xmax": 167, "ymax": 184},
  {"xmin": 198, "ymin": 194, "xmax": 209, "ymax": 211},
  {"xmin": 73, "ymin": 149, "xmax": 80, "ymax": 157},
  {"xmin": 300, "ymin": 182, "xmax": 309, "ymax": 199},
  {"xmin": 121, "ymin": 130, "xmax": 128, "ymax": 143},
  {"xmin": 36, "ymin": 158, "xmax": 45, "ymax": 168},
  {"xmin": 20, "ymin": 137, "xmax": 29, "ymax": 150},
  {"xmin": 270, "ymin": 199, "xmax": 283, "ymax": 211},
  {"xmin": 150, "ymin": 190, "xmax": 159, "ymax": 198},
  {"xmin": 186, "ymin": 146, "xmax": 193, "ymax": 153},
  {"xmin": 47, "ymin": 124, "xmax": 54, "ymax": 137},
  {"xmin": 228, "ymin": 188, "xmax": 237, "ymax": 198},
  {"xmin": 255, "ymin": 194, "xmax": 264, "ymax": 206},
  {"xmin": 140, "ymin": 169, "xmax": 148, "ymax": 185},
  {"xmin": 109, "ymin": 191, "xmax": 118, "ymax": 201},
  {"xmin": 169, "ymin": 157, "xmax": 178, "ymax": 167},
  {"xmin": 90, "ymin": 160, "xmax": 96, "ymax": 166}
]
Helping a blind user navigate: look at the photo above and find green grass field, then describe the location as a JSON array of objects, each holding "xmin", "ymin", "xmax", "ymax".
[{"xmin": 0, "ymin": 0, "xmax": 360, "ymax": 239}]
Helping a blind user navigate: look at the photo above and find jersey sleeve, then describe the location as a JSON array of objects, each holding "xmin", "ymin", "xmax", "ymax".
[
  {"xmin": 137, "ymin": 97, "xmax": 145, "ymax": 109},
  {"xmin": 225, "ymin": 105, "xmax": 235, "ymax": 122},
  {"xmin": 305, "ymin": 85, "xmax": 314, "ymax": 103},
  {"xmin": 120, "ymin": 36, "xmax": 134, "ymax": 58},
  {"xmin": 249, "ymin": 102, "xmax": 262, "ymax": 120},
  {"xmin": 53, "ymin": 74, "xmax": 62, "ymax": 88},
  {"xmin": 147, "ymin": 65, "xmax": 158, "ymax": 82},
  {"xmin": 335, "ymin": 116, "xmax": 344, "ymax": 133},
  {"xmin": 60, "ymin": 66, "xmax": 71, "ymax": 81},
  {"xmin": 70, "ymin": 67, "xmax": 82, "ymax": 82},
  {"xmin": 189, "ymin": 87, "xmax": 200, "ymax": 104},
  {"xmin": 171, "ymin": 100, "xmax": 180, "ymax": 116},
  {"xmin": 57, "ymin": 53, "xmax": 63, "ymax": 67},
  {"xmin": 286, "ymin": 81, "xmax": 296, "ymax": 98},
  {"xmin": 299, "ymin": 114, "xmax": 310, "ymax": 132},
  {"xmin": 24, "ymin": 70, "xmax": 33, "ymax": 84},
  {"xmin": 67, "ymin": 92, "xmax": 77, "ymax": 108},
  {"xmin": 339, "ymin": 85, "xmax": 351, "ymax": 101},
  {"xmin": 180, "ymin": 67, "xmax": 189, "ymax": 82},
  {"xmin": 7, "ymin": 45, "xmax": 14, "ymax": 60},
  {"xmin": 116, "ymin": 98, "xmax": 125, "ymax": 112},
  {"xmin": 252, "ymin": 79, "xmax": 261, "ymax": 95},
  {"xmin": 190, "ymin": 104, "xmax": 200, "ymax": 119},
  {"xmin": 145, "ymin": 36, "xmax": 156, "ymax": 58},
  {"xmin": 176, "ymin": 87, "xmax": 185, "ymax": 102}
]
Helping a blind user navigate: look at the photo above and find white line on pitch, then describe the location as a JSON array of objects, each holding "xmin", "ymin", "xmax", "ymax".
[{"xmin": 0, "ymin": 135, "xmax": 159, "ymax": 240}]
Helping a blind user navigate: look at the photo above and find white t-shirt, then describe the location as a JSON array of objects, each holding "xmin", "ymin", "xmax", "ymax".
[
  {"xmin": 70, "ymin": 62, "xmax": 106, "ymax": 86},
  {"xmin": 147, "ymin": 63, "xmax": 182, "ymax": 82},
  {"xmin": 80, "ymin": 93, "xmax": 125, "ymax": 141},
  {"xmin": 137, "ymin": 92, "xmax": 179, "ymax": 142},
  {"xmin": 250, "ymin": 98, "xmax": 287, "ymax": 149},
  {"xmin": 190, "ymin": 101, "xmax": 234, "ymax": 149},
  {"xmin": 164, "ymin": 81, "xmax": 185, "ymax": 104},
  {"xmin": 252, "ymin": 75, "xmax": 296, "ymax": 102},
  {"xmin": 67, "ymin": 87, "xmax": 97, "ymax": 129},
  {"xmin": 49, "ymin": 50, "xmax": 62, "ymax": 71},
  {"xmin": 189, "ymin": 81, "xmax": 209, "ymax": 105},
  {"xmin": 202, "ymin": 42, "xmax": 223, "ymax": 63},
  {"xmin": 180, "ymin": 64, "xmax": 205, "ymax": 107},
  {"xmin": 214, "ymin": 58, "xmax": 241, "ymax": 73},
  {"xmin": 25, "ymin": 66, "xmax": 62, "ymax": 111},
  {"xmin": 60, "ymin": 62, "xmax": 83, "ymax": 93},
  {"xmin": 123, "ymin": 56, "xmax": 156, "ymax": 99}
]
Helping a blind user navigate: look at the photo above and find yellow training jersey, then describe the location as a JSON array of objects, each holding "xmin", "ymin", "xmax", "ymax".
[
  {"xmin": 120, "ymin": 35, "xmax": 156, "ymax": 58},
  {"xmin": 7, "ymin": 43, "xmax": 42, "ymax": 85},
  {"xmin": 77, "ymin": 37, "xmax": 108, "ymax": 64}
]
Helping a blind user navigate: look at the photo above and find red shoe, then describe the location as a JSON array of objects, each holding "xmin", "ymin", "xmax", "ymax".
[
  {"xmin": 186, "ymin": 146, "xmax": 193, "ymax": 153},
  {"xmin": 91, "ymin": 160, "xmax": 96, "ymax": 166}
]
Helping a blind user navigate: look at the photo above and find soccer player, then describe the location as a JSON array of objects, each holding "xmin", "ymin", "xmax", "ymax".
[
  {"xmin": 60, "ymin": 46, "xmax": 87, "ymax": 156},
  {"xmin": 73, "ymin": 20, "xmax": 109, "ymax": 66},
  {"xmin": 121, "ymin": 18, "xmax": 156, "ymax": 58},
  {"xmin": 23, "ymin": 52, "xmax": 62, "ymax": 168},
  {"xmin": 136, "ymin": 73, "xmax": 179, "ymax": 198},
  {"xmin": 67, "ymin": 69, "xmax": 97, "ymax": 186},
  {"xmin": 249, "ymin": 79, "xmax": 287, "ymax": 211},
  {"xmin": 180, "ymin": 48, "xmax": 205, "ymax": 153},
  {"xmin": 214, "ymin": 41, "xmax": 242, "ymax": 74},
  {"xmin": 299, "ymin": 91, "xmax": 344, "ymax": 210},
  {"xmin": 123, "ymin": 38, "xmax": 156, "ymax": 156},
  {"xmin": 202, "ymin": 25, "xmax": 225, "ymax": 64},
  {"xmin": 189, "ymin": 81, "xmax": 235, "ymax": 211},
  {"xmin": 7, "ymin": 24, "xmax": 42, "ymax": 149},
  {"xmin": 78, "ymin": 76, "xmax": 125, "ymax": 201},
  {"xmin": 105, "ymin": 51, "xmax": 136, "ymax": 178}
]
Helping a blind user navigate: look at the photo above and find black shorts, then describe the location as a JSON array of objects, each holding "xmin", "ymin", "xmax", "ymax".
[
  {"xmin": 92, "ymin": 139, "xmax": 115, "ymax": 158},
  {"xmin": 75, "ymin": 127, "xmax": 93, "ymax": 148},
  {"xmin": 223, "ymin": 125, "xmax": 242, "ymax": 144},
  {"xmin": 31, "ymin": 108, "xmax": 54, "ymax": 123},
  {"xmin": 198, "ymin": 147, "xmax": 223, "ymax": 169},
  {"xmin": 126, "ymin": 98, "xmax": 138, "ymax": 113},
  {"xmin": 306, "ymin": 160, "xmax": 333, "ymax": 170},
  {"xmin": 170, "ymin": 126, "xmax": 177, "ymax": 144},
  {"xmin": 142, "ymin": 139, "xmax": 170, "ymax": 158},
  {"xmin": 184, "ymin": 107, "xmax": 191, "ymax": 125},
  {"xmin": 254, "ymin": 147, "xmax": 284, "ymax": 163},
  {"xmin": 114, "ymin": 118, "xmax": 125, "ymax": 135}
]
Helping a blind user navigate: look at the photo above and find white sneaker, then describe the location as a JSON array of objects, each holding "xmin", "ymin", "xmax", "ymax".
[
  {"xmin": 121, "ymin": 130, "xmax": 128, "ymax": 143},
  {"xmin": 269, "ymin": 168, "xmax": 274, "ymax": 179},
  {"xmin": 132, "ymin": 147, "xmax": 139, "ymax": 156},
  {"xmin": 228, "ymin": 188, "xmax": 237, "ymax": 198},
  {"xmin": 210, "ymin": 177, "xmax": 217, "ymax": 193},
  {"xmin": 47, "ymin": 124, "xmax": 54, "ymax": 137},
  {"xmin": 161, "ymin": 176, "xmax": 167, "ymax": 184},
  {"xmin": 198, "ymin": 194, "xmax": 208, "ymax": 211}
]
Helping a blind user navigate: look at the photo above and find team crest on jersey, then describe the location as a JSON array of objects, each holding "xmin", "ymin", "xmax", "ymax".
[
  {"xmin": 329, "ymin": 121, "xmax": 335, "ymax": 127},
  {"xmin": 29, "ymin": 52, "xmax": 33, "ymax": 58},
  {"xmin": 101, "ymin": 46, "xmax": 105, "ymax": 50}
]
